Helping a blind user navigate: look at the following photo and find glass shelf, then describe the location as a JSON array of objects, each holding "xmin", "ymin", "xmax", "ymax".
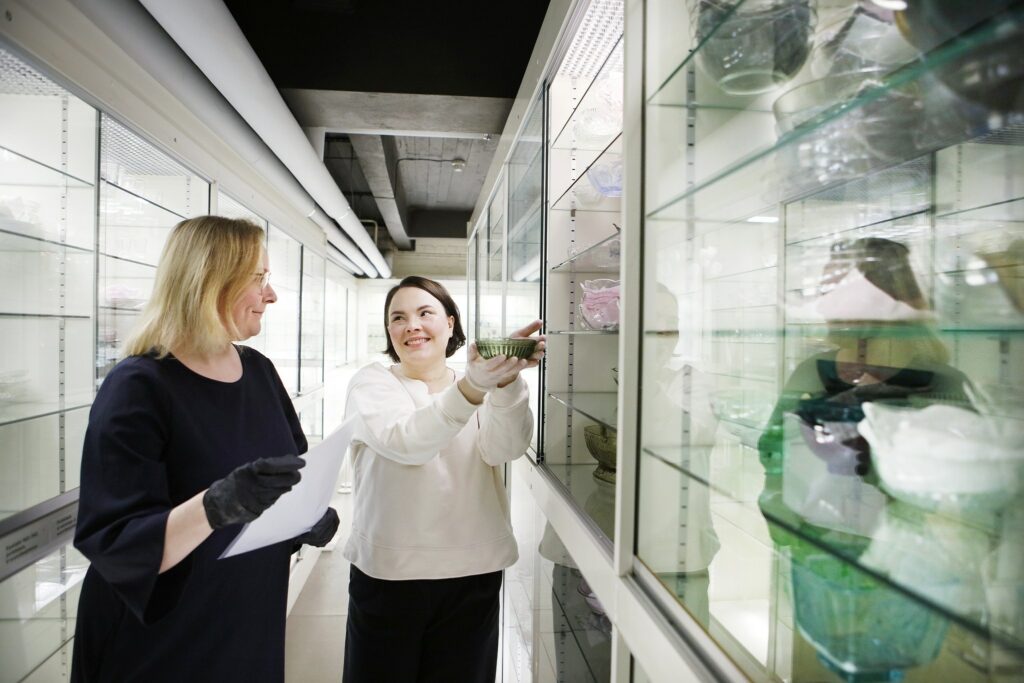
[
  {"xmin": 550, "ymin": 34, "xmax": 624, "ymax": 153},
  {"xmin": 782, "ymin": 155, "xmax": 934, "ymax": 246},
  {"xmin": 646, "ymin": 9, "xmax": 1024, "ymax": 223},
  {"xmin": 0, "ymin": 392, "xmax": 93, "ymax": 429},
  {"xmin": 0, "ymin": 144, "xmax": 94, "ymax": 189},
  {"xmin": 547, "ymin": 329, "xmax": 619, "ymax": 336},
  {"xmin": 550, "ymin": 231, "xmax": 621, "ymax": 274},
  {"xmin": 0, "ymin": 228, "xmax": 93, "ymax": 255},
  {"xmin": 642, "ymin": 444, "xmax": 1024, "ymax": 655},
  {"xmin": 97, "ymin": 251, "xmax": 158, "ymax": 269},
  {"xmin": 551, "ymin": 135, "xmax": 622, "ymax": 213},
  {"xmin": 548, "ymin": 391, "xmax": 617, "ymax": 431},
  {"xmin": 98, "ymin": 305, "xmax": 142, "ymax": 314},
  {"xmin": 0, "ymin": 230, "xmax": 94, "ymax": 317},
  {"xmin": 100, "ymin": 181, "xmax": 182, "ymax": 266},
  {"xmin": 0, "ymin": 312, "xmax": 91, "ymax": 320},
  {"xmin": 646, "ymin": 326, "xmax": 1024, "ymax": 340},
  {"xmin": 542, "ymin": 462, "xmax": 616, "ymax": 545}
]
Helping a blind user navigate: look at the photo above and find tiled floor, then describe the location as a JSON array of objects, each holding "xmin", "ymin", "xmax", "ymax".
[
  {"xmin": 285, "ymin": 360, "xmax": 609, "ymax": 682},
  {"xmin": 285, "ymin": 490, "xmax": 353, "ymax": 683},
  {"xmin": 286, "ymin": 465, "xmax": 613, "ymax": 683}
]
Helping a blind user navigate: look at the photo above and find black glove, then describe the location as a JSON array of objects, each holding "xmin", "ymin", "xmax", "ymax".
[
  {"xmin": 293, "ymin": 508, "xmax": 340, "ymax": 552},
  {"xmin": 203, "ymin": 454, "xmax": 305, "ymax": 529}
]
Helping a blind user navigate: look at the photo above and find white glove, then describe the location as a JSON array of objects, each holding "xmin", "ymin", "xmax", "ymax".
[{"xmin": 464, "ymin": 343, "xmax": 527, "ymax": 393}]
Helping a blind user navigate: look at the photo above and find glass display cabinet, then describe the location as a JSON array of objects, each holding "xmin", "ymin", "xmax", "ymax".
[
  {"xmin": 0, "ymin": 47, "xmax": 95, "ymax": 682},
  {"xmin": 266, "ymin": 224, "xmax": 302, "ymax": 396},
  {"xmin": 300, "ymin": 248, "xmax": 326, "ymax": 393},
  {"xmin": 0, "ymin": 48, "xmax": 96, "ymax": 519},
  {"xmin": 638, "ymin": 1, "xmax": 1024, "ymax": 681},
  {"xmin": 542, "ymin": 0, "xmax": 624, "ymax": 546},
  {"xmin": 97, "ymin": 115, "xmax": 210, "ymax": 383},
  {"xmin": 476, "ymin": 174, "xmax": 507, "ymax": 339},
  {"xmin": 508, "ymin": 99, "xmax": 545, "ymax": 448},
  {"xmin": 1, "ymin": 36, "xmax": 336, "ymax": 681},
  {"xmin": 466, "ymin": 233, "xmax": 478, "ymax": 341}
]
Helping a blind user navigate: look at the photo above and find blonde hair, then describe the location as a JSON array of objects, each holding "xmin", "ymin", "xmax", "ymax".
[{"xmin": 124, "ymin": 216, "xmax": 265, "ymax": 358}]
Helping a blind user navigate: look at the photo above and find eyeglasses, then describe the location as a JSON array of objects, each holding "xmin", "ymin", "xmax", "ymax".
[{"xmin": 253, "ymin": 271, "xmax": 271, "ymax": 289}]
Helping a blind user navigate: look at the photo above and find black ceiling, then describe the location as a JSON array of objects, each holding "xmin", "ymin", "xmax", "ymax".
[{"xmin": 224, "ymin": 0, "xmax": 550, "ymax": 98}]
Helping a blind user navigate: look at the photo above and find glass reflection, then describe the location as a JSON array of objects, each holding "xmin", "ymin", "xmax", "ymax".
[
  {"xmin": 758, "ymin": 236, "xmax": 1023, "ymax": 679},
  {"xmin": 538, "ymin": 523, "xmax": 612, "ymax": 682}
]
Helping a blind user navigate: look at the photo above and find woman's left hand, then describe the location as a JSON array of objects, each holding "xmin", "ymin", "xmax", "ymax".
[
  {"xmin": 498, "ymin": 320, "xmax": 546, "ymax": 387},
  {"xmin": 292, "ymin": 507, "xmax": 340, "ymax": 551}
]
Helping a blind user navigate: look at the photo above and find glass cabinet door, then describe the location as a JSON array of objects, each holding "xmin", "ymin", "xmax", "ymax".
[
  {"xmin": 0, "ymin": 545, "xmax": 88, "ymax": 682},
  {"xmin": 478, "ymin": 175, "xmax": 506, "ymax": 339},
  {"xmin": 266, "ymin": 224, "xmax": 301, "ymax": 396},
  {"xmin": 217, "ymin": 190, "xmax": 266, "ymax": 226},
  {"xmin": 300, "ymin": 248, "xmax": 325, "ymax": 392},
  {"xmin": 508, "ymin": 98, "xmax": 546, "ymax": 451},
  {"xmin": 542, "ymin": 0, "xmax": 624, "ymax": 545},
  {"xmin": 97, "ymin": 115, "xmax": 210, "ymax": 382},
  {"xmin": 0, "ymin": 47, "xmax": 89, "ymax": 682},
  {"xmin": 467, "ymin": 232, "xmax": 478, "ymax": 339},
  {"xmin": 639, "ymin": 1, "xmax": 1024, "ymax": 680},
  {"xmin": 325, "ymin": 261, "xmax": 349, "ymax": 371},
  {"xmin": 0, "ymin": 47, "xmax": 96, "ymax": 520}
]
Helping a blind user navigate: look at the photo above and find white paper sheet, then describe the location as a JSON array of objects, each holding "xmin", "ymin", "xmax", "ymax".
[{"xmin": 219, "ymin": 417, "xmax": 357, "ymax": 559}]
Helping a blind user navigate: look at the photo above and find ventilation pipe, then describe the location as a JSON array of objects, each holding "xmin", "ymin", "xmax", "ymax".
[
  {"xmin": 328, "ymin": 244, "xmax": 362, "ymax": 276},
  {"xmin": 136, "ymin": 0, "xmax": 392, "ymax": 278},
  {"xmin": 69, "ymin": 0, "xmax": 375, "ymax": 277}
]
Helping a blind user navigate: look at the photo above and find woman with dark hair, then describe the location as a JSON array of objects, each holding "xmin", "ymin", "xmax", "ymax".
[{"xmin": 341, "ymin": 275, "xmax": 544, "ymax": 682}]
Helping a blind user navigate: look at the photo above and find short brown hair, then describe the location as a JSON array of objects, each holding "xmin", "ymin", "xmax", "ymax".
[{"xmin": 383, "ymin": 276, "xmax": 466, "ymax": 363}]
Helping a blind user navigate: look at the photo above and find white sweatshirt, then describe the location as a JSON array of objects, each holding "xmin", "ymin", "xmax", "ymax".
[{"xmin": 342, "ymin": 362, "xmax": 533, "ymax": 580}]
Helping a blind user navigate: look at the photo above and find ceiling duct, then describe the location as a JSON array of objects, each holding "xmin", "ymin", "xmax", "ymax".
[
  {"xmin": 327, "ymin": 244, "xmax": 362, "ymax": 275},
  {"xmin": 138, "ymin": 0, "xmax": 391, "ymax": 277},
  {"xmin": 69, "ymin": 0, "xmax": 374, "ymax": 276}
]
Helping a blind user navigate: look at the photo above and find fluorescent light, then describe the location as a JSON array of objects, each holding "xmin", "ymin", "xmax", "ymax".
[
  {"xmin": 746, "ymin": 215, "xmax": 779, "ymax": 224},
  {"xmin": 870, "ymin": 0, "xmax": 907, "ymax": 9}
]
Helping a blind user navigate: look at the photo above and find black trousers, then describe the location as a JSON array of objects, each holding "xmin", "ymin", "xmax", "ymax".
[{"xmin": 342, "ymin": 565, "xmax": 503, "ymax": 683}]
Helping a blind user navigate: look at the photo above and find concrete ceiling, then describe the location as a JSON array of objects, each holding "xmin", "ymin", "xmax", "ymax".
[{"xmin": 224, "ymin": 0, "xmax": 550, "ymax": 274}]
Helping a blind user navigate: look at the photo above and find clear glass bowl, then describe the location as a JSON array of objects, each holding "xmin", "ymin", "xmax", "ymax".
[
  {"xmin": 688, "ymin": 0, "xmax": 817, "ymax": 95},
  {"xmin": 772, "ymin": 70, "xmax": 923, "ymax": 195}
]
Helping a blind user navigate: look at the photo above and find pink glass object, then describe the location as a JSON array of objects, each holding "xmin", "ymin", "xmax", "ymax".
[{"xmin": 579, "ymin": 279, "xmax": 621, "ymax": 330}]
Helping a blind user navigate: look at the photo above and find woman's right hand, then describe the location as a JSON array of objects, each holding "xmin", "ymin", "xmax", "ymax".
[
  {"xmin": 202, "ymin": 454, "xmax": 305, "ymax": 529},
  {"xmin": 463, "ymin": 343, "xmax": 528, "ymax": 393}
]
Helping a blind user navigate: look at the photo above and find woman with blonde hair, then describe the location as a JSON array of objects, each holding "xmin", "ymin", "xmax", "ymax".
[{"xmin": 71, "ymin": 216, "xmax": 338, "ymax": 682}]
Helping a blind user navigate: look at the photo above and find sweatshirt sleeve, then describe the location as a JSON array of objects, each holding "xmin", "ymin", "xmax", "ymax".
[
  {"xmin": 73, "ymin": 359, "xmax": 191, "ymax": 625},
  {"xmin": 346, "ymin": 366, "xmax": 479, "ymax": 465},
  {"xmin": 477, "ymin": 374, "xmax": 534, "ymax": 465}
]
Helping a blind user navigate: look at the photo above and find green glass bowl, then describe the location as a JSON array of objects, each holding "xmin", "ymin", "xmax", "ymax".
[
  {"xmin": 475, "ymin": 337, "xmax": 538, "ymax": 360},
  {"xmin": 584, "ymin": 424, "xmax": 617, "ymax": 483}
]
